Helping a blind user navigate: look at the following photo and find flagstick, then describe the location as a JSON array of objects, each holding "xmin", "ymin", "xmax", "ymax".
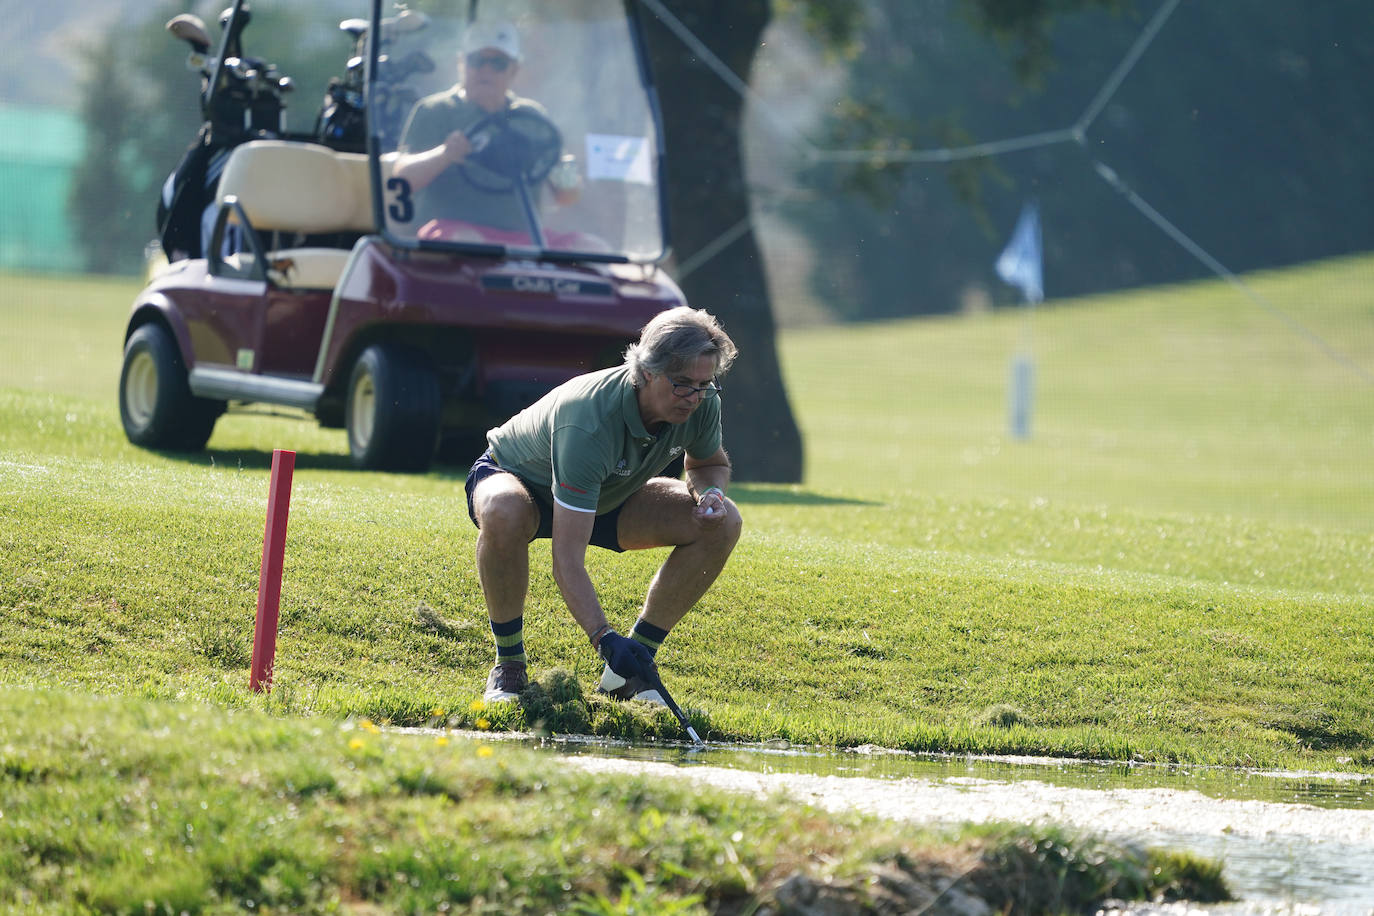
[
  {"xmin": 1010, "ymin": 302, "xmax": 1036, "ymax": 441},
  {"xmin": 997, "ymin": 201, "xmax": 1042, "ymax": 441}
]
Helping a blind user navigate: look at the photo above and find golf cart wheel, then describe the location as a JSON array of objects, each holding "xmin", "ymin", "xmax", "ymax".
[
  {"xmin": 346, "ymin": 343, "xmax": 441, "ymax": 471},
  {"xmin": 119, "ymin": 323, "xmax": 222, "ymax": 451}
]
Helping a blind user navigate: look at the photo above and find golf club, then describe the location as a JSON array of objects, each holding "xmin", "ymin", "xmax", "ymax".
[
  {"xmin": 167, "ymin": 13, "xmax": 212, "ymax": 53},
  {"xmin": 646, "ymin": 663, "xmax": 703, "ymax": 745}
]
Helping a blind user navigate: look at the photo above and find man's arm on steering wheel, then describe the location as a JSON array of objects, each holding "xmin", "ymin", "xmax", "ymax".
[{"xmin": 391, "ymin": 129, "xmax": 471, "ymax": 193}]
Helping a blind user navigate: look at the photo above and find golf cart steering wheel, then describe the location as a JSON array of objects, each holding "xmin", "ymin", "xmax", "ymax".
[{"xmin": 460, "ymin": 107, "xmax": 562, "ymax": 193}]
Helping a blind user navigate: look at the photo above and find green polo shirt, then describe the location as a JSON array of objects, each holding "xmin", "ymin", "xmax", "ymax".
[
  {"xmin": 487, "ymin": 366, "xmax": 722, "ymax": 514},
  {"xmin": 397, "ymin": 87, "xmax": 552, "ymax": 230}
]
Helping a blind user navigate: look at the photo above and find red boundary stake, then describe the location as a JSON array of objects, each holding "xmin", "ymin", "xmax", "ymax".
[{"xmin": 250, "ymin": 449, "xmax": 296, "ymax": 693}]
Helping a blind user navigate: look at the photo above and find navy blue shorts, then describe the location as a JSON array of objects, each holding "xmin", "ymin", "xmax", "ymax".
[{"xmin": 465, "ymin": 451, "xmax": 625, "ymax": 552}]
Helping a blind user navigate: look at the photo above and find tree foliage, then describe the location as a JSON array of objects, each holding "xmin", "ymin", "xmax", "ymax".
[
  {"xmin": 785, "ymin": 0, "xmax": 1374, "ymax": 318},
  {"xmin": 637, "ymin": 0, "xmax": 1135, "ymax": 476},
  {"xmin": 68, "ymin": 38, "xmax": 143, "ymax": 274}
]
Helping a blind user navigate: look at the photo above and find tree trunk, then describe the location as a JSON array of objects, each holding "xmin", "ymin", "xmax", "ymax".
[{"xmin": 639, "ymin": 0, "xmax": 805, "ymax": 483}]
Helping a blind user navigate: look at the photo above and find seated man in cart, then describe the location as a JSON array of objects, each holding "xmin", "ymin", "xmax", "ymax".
[{"xmin": 391, "ymin": 20, "xmax": 580, "ymax": 245}]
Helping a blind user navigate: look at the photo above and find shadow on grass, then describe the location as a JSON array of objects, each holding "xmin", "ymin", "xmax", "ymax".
[
  {"xmin": 730, "ymin": 484, "xmax": 880, "ymax": 507},
  {"xmin": 148, "ymin": 443, "xmax": 480, "ymax": 478},
  {"xmin": 149, "ymin": 449, "xmax": 880, "ymax": 505},
  {"xmin": 149, "ymin": 446, "xmax": 361, "ymax": 473}
]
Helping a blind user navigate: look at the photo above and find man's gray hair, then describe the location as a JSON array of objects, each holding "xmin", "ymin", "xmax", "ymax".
[{"xmin": 624, "ymin": 306, "xmax": 738, "ymax": 381}]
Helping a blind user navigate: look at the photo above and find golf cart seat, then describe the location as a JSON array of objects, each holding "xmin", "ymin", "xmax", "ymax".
[{"xmin": 214, "ymin": 140, "xmax": 379, "ymax": 289}]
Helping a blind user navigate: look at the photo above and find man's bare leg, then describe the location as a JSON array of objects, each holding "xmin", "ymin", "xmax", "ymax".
[
  {"xmin": 472, "ymin": 473, "xmax": 543, "ymax": 702},
  {"xmin": 616, "ymin": 478, "xmax": 743, "ymax": 631},
  {"xmin": 472, "ymin": 473, "xmax": 541, "ymax": 624}
]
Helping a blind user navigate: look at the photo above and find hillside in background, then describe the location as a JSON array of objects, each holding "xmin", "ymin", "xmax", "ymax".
[
  {"xmin": 0, "ymin": 0, "xmax": 166, "ymax": 108},
  {"xmin": 0, "ymin": 0, "xmax": 359, "ymax": 108},
  {"xmin": 773, "ymin": 1, "xmax": 1374, "ymax": 318}
]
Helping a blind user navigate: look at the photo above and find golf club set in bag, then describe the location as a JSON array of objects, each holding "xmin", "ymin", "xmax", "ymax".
[{"xmin": 156, "ymin": 3, "xmax": 432, "ymax": 262}]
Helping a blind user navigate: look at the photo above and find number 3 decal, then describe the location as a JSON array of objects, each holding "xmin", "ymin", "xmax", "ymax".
[{"xmin": 386, "ymin": 176, "xmax": 413, "ymax": 223}]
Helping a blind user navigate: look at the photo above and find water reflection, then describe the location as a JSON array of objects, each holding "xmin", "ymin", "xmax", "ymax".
[
  {"xmin": 406, "ymin": 728, "xmax": 1374, "ymax": 913},
  {"xmin": 537, "ymin": 734, "xmax": 1374, "ymax": 811}
]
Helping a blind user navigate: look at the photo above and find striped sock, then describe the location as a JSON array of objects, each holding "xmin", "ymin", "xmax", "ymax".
[
  {"xmin": 630, "ymin": 619, "xmax": 670, "ymax": 658},
  {"xmin": 491, "ymin": 617, "xmax": 525, "ymax": 666}
]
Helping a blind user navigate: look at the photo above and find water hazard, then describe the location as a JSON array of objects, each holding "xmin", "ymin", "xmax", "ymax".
[{"xmin": 421, "ymin": 730, "xmax": 1374, "ymax": 914}]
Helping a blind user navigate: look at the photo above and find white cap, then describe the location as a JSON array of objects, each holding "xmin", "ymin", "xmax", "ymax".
[{"xmin": 463, "ymin": 20, "xmax": 521, "ymax": 61}]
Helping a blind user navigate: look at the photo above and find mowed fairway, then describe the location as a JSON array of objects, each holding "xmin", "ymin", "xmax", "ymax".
[{"xmin": 1, "ymin": 258, "xmax": 1371, "ymax": 768}]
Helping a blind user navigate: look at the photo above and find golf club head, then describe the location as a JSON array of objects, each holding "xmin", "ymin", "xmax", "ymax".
[
  {"xmin": 339, "ymin": 17, "xmax": 369, "ymax": 40},
  {"xmin": 382, "ymin": 8, "xmax": 430, "ymax": 34},
  {"xmin": 167, "ymin": 13, "xmax": 211, "ymax": 53}
]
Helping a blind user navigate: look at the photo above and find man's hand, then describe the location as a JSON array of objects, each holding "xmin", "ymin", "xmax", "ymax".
[
  {"xmin": 686, "ymin": 449, "xmax": 731, "ymax": 526},
  {"xmin": 693, "ymin": 486, "xmax": 727, "ymax": 524},
  {"xmin": 392, "ymin": 130, "xmax": 472, "ymax": 192},
  {"xmin": 441, "ymin": 129, "xmax": 472, "ymax": 163},
  {"xmin": 597, "ymin": 631, "xmax": 656, "ymax": 682}
]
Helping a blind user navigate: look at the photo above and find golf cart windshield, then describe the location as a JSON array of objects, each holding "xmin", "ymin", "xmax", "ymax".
[{"xmin": 371, "ymin": 0, "xmax": 666, "ymax": 262}]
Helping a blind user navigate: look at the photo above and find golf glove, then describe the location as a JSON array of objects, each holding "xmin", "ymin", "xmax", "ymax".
[{"xmin": 597, "ymin": 631, "xmax": 655, "ymax": 682}]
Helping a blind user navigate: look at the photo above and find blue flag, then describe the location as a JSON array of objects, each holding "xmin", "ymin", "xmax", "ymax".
[{"xmin": 996, "ymin": 201, "xmax": 1043, "ymax": 303}]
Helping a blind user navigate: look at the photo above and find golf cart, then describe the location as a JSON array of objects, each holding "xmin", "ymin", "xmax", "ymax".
[{"xmin": 122, "ymin": 0, "xmax": 681, "ymax": 471}]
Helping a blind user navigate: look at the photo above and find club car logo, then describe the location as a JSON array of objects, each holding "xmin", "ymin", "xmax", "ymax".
[{"xmin": 482, "ymin": 275, "xmax": 614, "ymax": 297}]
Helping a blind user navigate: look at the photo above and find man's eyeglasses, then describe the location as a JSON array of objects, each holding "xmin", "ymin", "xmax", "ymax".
[
  {"xmin": 671, "ymin": 380, "xmax": 722, "ymax": 400},
  {"xmin": 467, "ymin": 53, "xmax": 512, "ymax": 72}
]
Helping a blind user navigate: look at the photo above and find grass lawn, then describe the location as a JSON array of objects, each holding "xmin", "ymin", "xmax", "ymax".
[
  {"xmin": 0, "ymin": 258, "xmax": 1367, "ymax": 909},
  {"xmin": 0, "ymin": 686, "xmax": 1226, "ymax": 914},
  {"xmin": 1, "ymin": 260, "xmax": 1371, "ymax": 766}
]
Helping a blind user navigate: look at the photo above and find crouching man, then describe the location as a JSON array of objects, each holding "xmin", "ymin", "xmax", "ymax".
[{"xmin": 465, "ymin": 306, "xmax": 742, "ymax": 703}]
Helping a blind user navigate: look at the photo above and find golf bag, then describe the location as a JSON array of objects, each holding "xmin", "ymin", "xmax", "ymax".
[
  {"xmin": 155, "ymin": 4, "xmax": 290, "ymax": 262},
  {"xmin": 157, "ymin": 125, "xmax": 238, "ymax": 261}
]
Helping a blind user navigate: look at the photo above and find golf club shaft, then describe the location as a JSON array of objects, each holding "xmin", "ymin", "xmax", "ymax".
[{"xmin": 648, "ymin": 666, "xmax": 703, "ymax": 745}]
